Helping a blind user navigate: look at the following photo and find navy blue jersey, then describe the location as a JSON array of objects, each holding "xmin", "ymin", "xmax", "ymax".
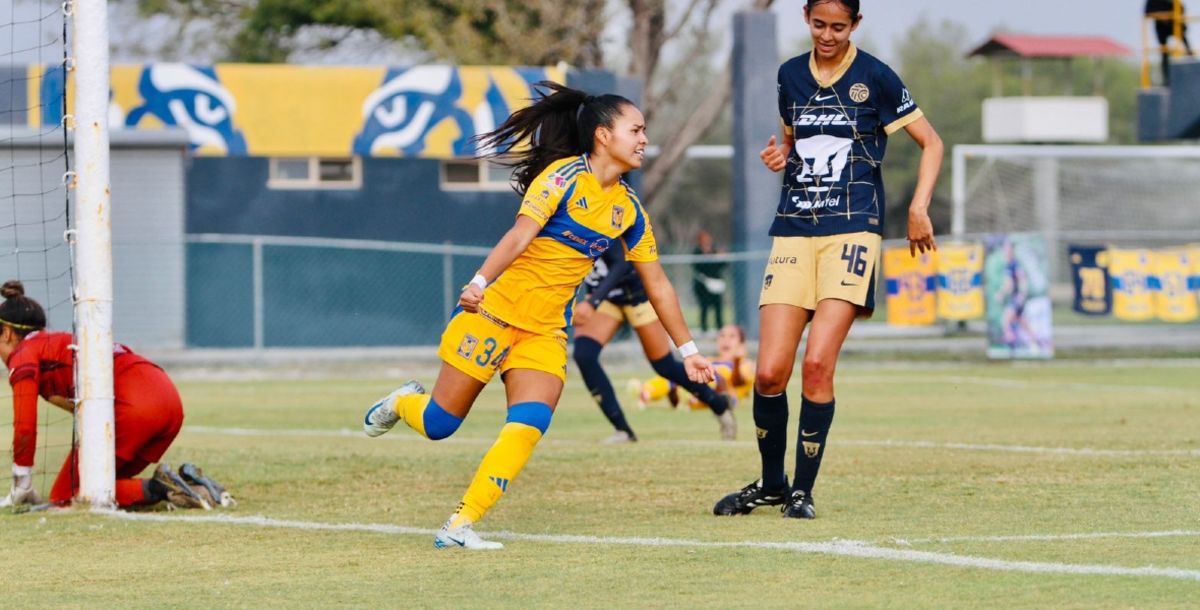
[
  {"xmin": 772, "ymin": 44, "xmax": 922, "ymax": 237},
  {"xmin": 582, "ymin": 246, "xmax": 647, "ymax": 307}
]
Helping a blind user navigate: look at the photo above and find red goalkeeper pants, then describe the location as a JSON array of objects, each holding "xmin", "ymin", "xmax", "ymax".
[{"xmin": 49, "ymin": 363, "xmax": 185, "ymax": 506}]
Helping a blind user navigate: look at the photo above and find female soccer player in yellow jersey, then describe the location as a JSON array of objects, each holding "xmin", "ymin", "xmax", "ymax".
[
  {"xmin": 362, "ymin": 82, "xmax": 716, "ymax": 550},
  {"xmin": 713, "ymin": 0, "xmax": 942, "ymax": 520}
]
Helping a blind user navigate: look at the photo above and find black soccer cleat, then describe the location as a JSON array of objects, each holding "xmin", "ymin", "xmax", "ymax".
[
  {"xmin": 781, "ymin": 489, "xmax": 816, "ymax": 519},
  {"xmin": 712, "ymin": 479, "xmax": 787, "ymax": 516},
  {"xmin": 180, "ymin": 463, "xmax": 237, "ymax": 508}
]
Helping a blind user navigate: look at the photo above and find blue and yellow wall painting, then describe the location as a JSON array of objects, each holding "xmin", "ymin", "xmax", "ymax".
[{"xmin": 27, "ymin": 63, "xmax": 563, "ymax": 158}]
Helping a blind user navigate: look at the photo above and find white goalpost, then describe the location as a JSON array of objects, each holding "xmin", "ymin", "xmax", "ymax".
[{"xmin": 70, "ymin": 0, "xmax": 115, "ymax": 508}]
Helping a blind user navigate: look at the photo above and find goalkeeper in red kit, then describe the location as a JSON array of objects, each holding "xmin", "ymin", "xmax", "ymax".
[{"xmin": 0, "ymin": 280, "xmax": 233, "ymax": 510}]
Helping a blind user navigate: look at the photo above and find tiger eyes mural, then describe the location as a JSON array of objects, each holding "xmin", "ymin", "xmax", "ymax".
[{"xmin": 27, "ymin": 63, "xmax": 562, "ymax": 158}]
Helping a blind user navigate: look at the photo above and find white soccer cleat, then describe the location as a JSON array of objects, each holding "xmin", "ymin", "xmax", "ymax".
[
  {"xmin": 716, "ymin": 409, "xmax": 737, "ymax": 441},
  {"xmin": 363, "ymin": 380, "xmax": 425, "ymax": 437},
  {"xmin": 434, "ymin": 518, "xmax": 503, "ymax": 550},
  {"xmin": 602, "ymin": 430, "xmax": 635, "ymax": 444}
]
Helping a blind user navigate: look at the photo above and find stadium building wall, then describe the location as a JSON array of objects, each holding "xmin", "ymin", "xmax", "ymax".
[{"xmin": 3, "ymin": 131, "xmax": 188, "ymax": 350}]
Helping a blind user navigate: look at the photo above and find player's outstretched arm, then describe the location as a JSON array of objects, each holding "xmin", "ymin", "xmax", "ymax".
[
  {"xmin": 633, "ymin": 259, "xmax": 715, "ymax": 383},
  {"xmin": 460, "ymin": 215, "xmax": 541, "ymax": 313}
]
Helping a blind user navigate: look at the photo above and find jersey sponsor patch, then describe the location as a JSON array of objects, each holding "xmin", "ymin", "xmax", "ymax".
[{"xmin": 896, "ymin": 88, "xmax": 915, "ymax": 114}]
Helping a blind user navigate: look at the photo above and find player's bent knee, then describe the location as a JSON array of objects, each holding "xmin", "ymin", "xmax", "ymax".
[
  {"xmin": 423, "ymin": 402, "xmax": 464, "ymax": 440},
  {"xmin": 755, "ymin": 369, "xmax": 791, "ymax": 395},
  {"xmin": 573, "ymin": 336, "xmax": 603, "ymax": 367}
]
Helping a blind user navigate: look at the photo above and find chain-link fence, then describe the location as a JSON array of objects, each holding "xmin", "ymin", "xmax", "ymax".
[{"xmin": 187, "ymin": 234, "xmax": 768, "ymax": 348}]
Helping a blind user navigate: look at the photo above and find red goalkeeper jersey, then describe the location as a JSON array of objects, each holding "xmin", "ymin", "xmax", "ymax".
[{"xmin": 7, "ymin": 331, "xmax": 150, "ymax": 467}]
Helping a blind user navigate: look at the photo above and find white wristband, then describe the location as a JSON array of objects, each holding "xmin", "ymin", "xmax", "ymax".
[
  {"xmin": 469, "ymin": 274, "xmax": 488, "ymax": 291},
  {"xmin": 677, "ymin": 340, "xmax": 699, "ymax": 358},
  {"xmin": 11, "ymin": 465, "xmax": 31, "ymax": 477}
]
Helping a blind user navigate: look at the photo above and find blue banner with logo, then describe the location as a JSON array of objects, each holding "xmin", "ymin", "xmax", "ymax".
[{"xmin": 1068, "ymin": 245, "xmax": 1111, "ymax": 316}]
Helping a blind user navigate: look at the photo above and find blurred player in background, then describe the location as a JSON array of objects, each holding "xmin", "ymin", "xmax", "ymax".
[
  {"xmin": 1145, "ymin": 0, "xmax": 1194, "ymax": 85},
  {"xmin": 0, "ymin": 281, "xmax": 232, "ymax": 511},
  {"xmin": 633, "ymin": 323, "xmax": 753, "ymax": 414},
  {"xmin": 713, "ymin": 0, "xmax": 942, "ymax": 520},
  {"xmin": 574, "ymin": 246, "xmax": 737, "ymax": 443},
  {"xmin": 362, "ymin": 83, "xmax": 715, "ymax": 550}
]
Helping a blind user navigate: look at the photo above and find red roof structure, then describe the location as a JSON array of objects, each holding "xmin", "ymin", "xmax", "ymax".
[{"xmin": 968, "ymin": 33, "xmax": 1132, "ymax": 58}]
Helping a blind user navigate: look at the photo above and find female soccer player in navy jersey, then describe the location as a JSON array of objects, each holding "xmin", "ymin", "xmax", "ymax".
[
  {"xmin": 713, "ymin": 0, "xmax": 942, "ymax": 519},
  {"xmin": 362, "ymin": 83, "xmax": 715, "ymax": 550}
]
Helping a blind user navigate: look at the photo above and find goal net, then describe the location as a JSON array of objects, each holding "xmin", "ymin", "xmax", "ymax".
[
  {"xmin": 1, "ymin": 0, "xmax": 75, "ymax": 508},
  {"xmin": 951, "ymin": 144, "xmax": 1200, "ymax": 283}
]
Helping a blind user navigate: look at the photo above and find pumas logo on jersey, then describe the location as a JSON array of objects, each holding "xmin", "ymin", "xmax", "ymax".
[
  {"xmin": 793, "ymin": 133, "xmax": 852, "ymax": 195},
  {"xmin": 849, "ymin": 82, "xmax": 869, "ymax": 103},
  {"xmin": 896, "ymin": 88, "xmax": 915, "ymax": 113},
  {"xmin": 763, "ymin": 274, "xmax": 774, "ymax": 289},
  {"xmin": 795, "ymin": 113, "xmax": 856, "ymax": 127},
  {"xmin": 611, "ymin": 206, "xmax": 625, "ymax": 229}
]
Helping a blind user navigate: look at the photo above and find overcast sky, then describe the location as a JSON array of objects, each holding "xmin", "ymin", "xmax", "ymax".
[
  {"xmin": 768, "ymin": 0, "xmax": 1145, "ymax": 61},
  {"xmin": 0, "ymin": 0, "xmax": 1154, "ymax": 66}
]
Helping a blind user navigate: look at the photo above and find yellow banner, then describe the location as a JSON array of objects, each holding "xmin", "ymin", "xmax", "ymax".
[
  {"xmin": 1108, "ymin": 249, "xmax": 1155, "ymax": 321},
  {"xmin": 1152, "ymin": 249, "xmax": 1197, "ymax": 322},
  {"xmin": 39, "ymin": 63, "xmax": 565, "ymax": 158},
  {"xmin": 883, "ymin": 247, "xmax": 937, "ymax": 326},
  {"xmin": 935, "ymin": 243, "xmax": 984, "ymax": 320}
]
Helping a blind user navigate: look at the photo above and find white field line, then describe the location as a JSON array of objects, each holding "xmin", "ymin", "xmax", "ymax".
[
  {"xmin": 889, "ymin": 530, "xmax": 1200, "ymax": 545},
  {"xmin": 840, "ymin": 374, "xmax": 1197, "ymax": 396},
  {"xmin": 105, "ymin": 512, "xmax": 1200, "ymax": 583},
  {"xmin": 183, "ymin": 425, "xmax": 1200, "ymax": 457}
]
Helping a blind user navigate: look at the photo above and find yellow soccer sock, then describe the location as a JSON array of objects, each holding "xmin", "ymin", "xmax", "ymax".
[{"xmin": 453, "ymin": 402, "xmax": 551, "ymax": 524}]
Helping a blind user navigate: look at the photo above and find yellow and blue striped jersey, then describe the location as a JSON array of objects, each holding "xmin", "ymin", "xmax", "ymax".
[{"xmin": 483, "ymin": 156, "xmax": 658, "ymax": 336}]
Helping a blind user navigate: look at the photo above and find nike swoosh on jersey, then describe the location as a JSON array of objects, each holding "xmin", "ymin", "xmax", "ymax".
[
  {"xmin": 814, "ymin": 93, "xmax": 836, "ymax": 101},
  {"xmin": 839, "ymin": 279, "xmax": 859, "ymax": 286}
]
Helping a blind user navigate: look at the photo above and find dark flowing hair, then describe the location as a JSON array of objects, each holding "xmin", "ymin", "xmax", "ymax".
[
  {"xmin": 474, "ymin": 81, "xmax": 636, "ymax": 195},
  {"xmin": 805, "ymin": 0, "xmax": 862, "ymax": 21}
]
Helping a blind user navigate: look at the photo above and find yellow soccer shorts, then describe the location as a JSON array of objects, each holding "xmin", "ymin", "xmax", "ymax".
[
  {"xmin": 759, "ymin": 232, "xmax": 881, "ymax": 316},
  {"xmin": 437, "ymin": 308, "xmax": 569, "ymax": 383},
  {"xmin": 596, "ymin": 299, "xmax": 659, "ymax": 328}
]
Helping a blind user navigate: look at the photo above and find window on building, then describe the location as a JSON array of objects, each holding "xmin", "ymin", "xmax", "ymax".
[
  {"xmin": 269, "ymin": 157, "xmax": 361, "ymax": 189},
  {"xmin": 440, "ymin": 159, "xmax": 513, "ymax": 191}
]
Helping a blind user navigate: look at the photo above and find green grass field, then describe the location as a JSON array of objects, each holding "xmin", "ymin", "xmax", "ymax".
[{"xmin": 3, "ymin": 359, "xmax": 1198, "ymax": 608}]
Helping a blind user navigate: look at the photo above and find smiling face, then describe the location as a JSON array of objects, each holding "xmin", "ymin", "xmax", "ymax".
[
  {"xmin": 804, "ymin": 0, "xmax": 860, "ymax": 62},
  {"xmin": 596, "ymin": 104, "xmax": 648, "ymax": 172}
]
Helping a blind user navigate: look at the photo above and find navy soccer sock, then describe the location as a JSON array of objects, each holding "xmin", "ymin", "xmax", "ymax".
[
  {"xmin": 793, "ymin": 395, "xmax": 835, "ymax": 494},
  {"xmin": 574, "ymin": 337, "xmax": 635, "ymax": 437},
  {"xmin": 649, "ymin": 355, "xmax": 729, "ymax": 415},
  {"xmin": 753, "ymin": 389, "xmax": 789, "ymax": 491}
]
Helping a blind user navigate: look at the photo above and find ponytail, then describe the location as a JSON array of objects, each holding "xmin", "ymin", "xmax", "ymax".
[{"xmin": 475, "ymin": 81, "xmax": 636, "ymax": 195}]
